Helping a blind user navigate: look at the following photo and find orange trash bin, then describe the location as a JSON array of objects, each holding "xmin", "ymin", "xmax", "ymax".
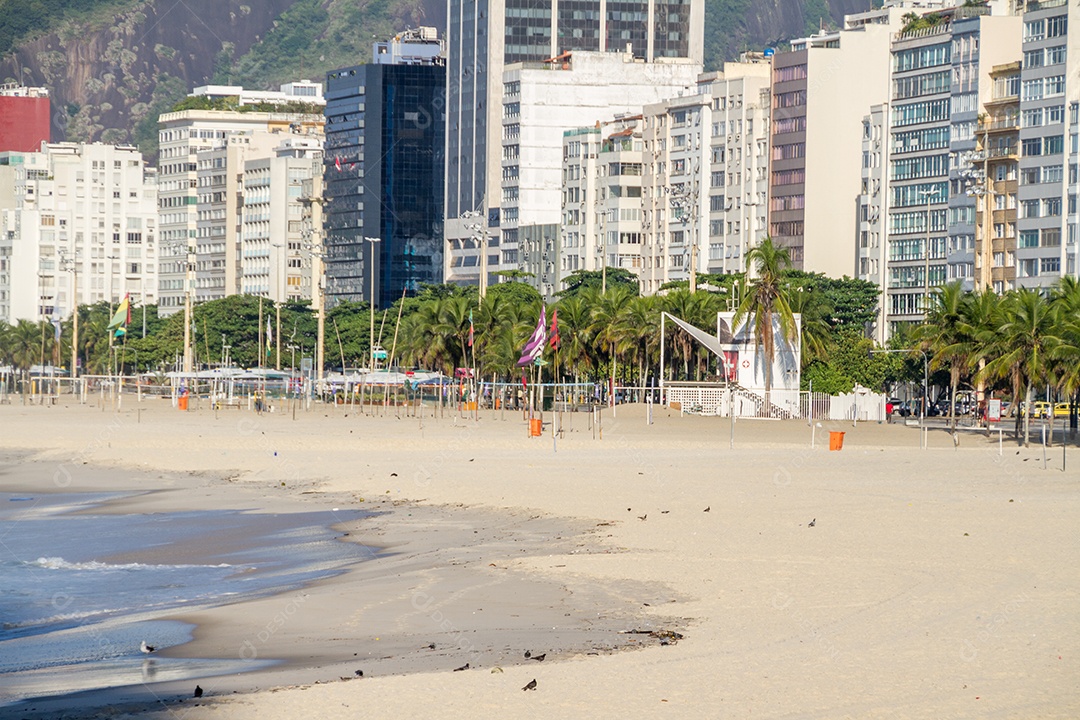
[
  {"xmin": 829, "ymin": 431, "xmax": 845, "ymax": 451},
  {"xmin": 178, "ymin": 393, "xmax": 189, "ymax": 411},
  {"xmin": 529, "ymin": 418, "xmax": 542, "ymax": 436}
]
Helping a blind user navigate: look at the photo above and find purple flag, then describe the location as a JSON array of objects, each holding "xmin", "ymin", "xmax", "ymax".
[{"xmin": 516, "ymin": 304, "xmax": 547, "ymax": 367}]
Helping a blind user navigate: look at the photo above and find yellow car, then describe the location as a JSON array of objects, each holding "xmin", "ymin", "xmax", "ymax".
[{"xmin": 1031, "ymin": 402, "xmax": 1072, "ymax": 418}]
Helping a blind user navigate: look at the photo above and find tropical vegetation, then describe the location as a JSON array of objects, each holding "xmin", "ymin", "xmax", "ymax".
[{"xmin": 4, "ymin": 259, "xmax": 1079, "ymax": 444}]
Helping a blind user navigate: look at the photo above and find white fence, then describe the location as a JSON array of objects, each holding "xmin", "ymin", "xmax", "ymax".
[{"xmin": 663, "ymin": 383, "xmax": 886, "ymax": 421}]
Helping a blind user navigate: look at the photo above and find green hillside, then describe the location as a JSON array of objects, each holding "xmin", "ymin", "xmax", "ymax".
[{"xmin": 0, "ymin": 0, "xmax": 136, "ymax": 54}]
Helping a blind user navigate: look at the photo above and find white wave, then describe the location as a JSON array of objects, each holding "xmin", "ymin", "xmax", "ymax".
[
  {"xmin": 26, "ymin": 557, "xmax": 233, "ymax": 572},
  {"xmin": 2, "ymin": 607, "xmax": 125, "ymax": 630}
]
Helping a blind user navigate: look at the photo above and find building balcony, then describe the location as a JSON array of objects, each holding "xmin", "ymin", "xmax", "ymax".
[{"xmin": 980, "ymin": 118, "xmax": 1018, "ymax": 133}]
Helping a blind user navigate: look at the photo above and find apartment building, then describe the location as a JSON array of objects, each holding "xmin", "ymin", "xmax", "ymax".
[
  {"xmin": 944, "ymin": 12, "xmax": 1021, "ymax": 294},
  {"xmin": 768, "ymin": 5, "xmax": 904, "ymax": 278},
  {"xmin": 701, "ymin": 61, "xmax": 771, "ymax": 278},
  {"xmin": 883, "ymin": 8, "xmax": 1021, "ymax": 333},
  {"xmin": 0, "ymin": 142, "xmax": 157, "ymax": 325},
  {"xmin": 641, "ymin": 91, "xmax": 711, "ymax": 294},
  {"xmin": 559, "ymin": 117, "xmax": 647, "ymax": 292},
  {"xmin": 239, "ymin": 138, "xmax": 323, "ymax": 303},
  {"xmin": 1015, "ymin": 0, "xmax": 1075, "ymax": 287},
  {"xmin": 974, "ymin": 62, "xmax": 1022, "ymax": 293},
  {"xmin": 858, "ymin": 103, "xmax": 891, "ymax": 343},
  {"xmin": 156, "ymin": 106, "xmax": 323, "ymax": 315},
  {"xmin": 0, "ymin": 84, "xmax": 50, "ymax": 153},
  {"xmin": 493, "ymin": 51, "xmax": 701, "ymax": 297},
  {"xmin": 192, "ymin": 131, "xmax": 283, "ymax": 303},
  {"xmin": 445, "ymin": 0, "xmax": 704, "ymax": 292}
]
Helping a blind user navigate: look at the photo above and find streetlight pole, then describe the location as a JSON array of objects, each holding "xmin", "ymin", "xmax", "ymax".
[
  {"xmin": 363, "ymin": 236, "xmax": 381, "ymax": 371},
  {"xmin": 60, "ymin": 249, "xmax": 80, "ymax": 380}
]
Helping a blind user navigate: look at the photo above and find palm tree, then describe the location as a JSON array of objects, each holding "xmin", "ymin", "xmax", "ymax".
[
  {"xmin": 1050, "ymin": 277, "xmax": 1080, "ymax": 429},
  {"xmin": 7, "ymin": 319, "xmax": 50, "ymax": 371},
  {"xmin": 616, "ymin": 295, "xmax": 662, "ymax": 385},
  {"xmin": 958, "ymin": 288, "xmax": 1003, "ymax": 423},
  {"xmin": 734, "ymin": 237, "xmax": 796, "ymax": 405},
  {"xmin": 979, "ymin": 289, "xmax": 1060, "ymax": 446},
  {"xmin": 787, "ymin": 285, "xmax": 833, "ymax": 367},
  {"xmin": 553, "ymin": 294, "xmax": 594, "ymax": 382},
  {"xmin": 914, "ymin": 281, "xmax": 971, "ymax": 431},
  {"xmin": 587, "ymin": 285, "xmax": 635, "ymax": 395}
]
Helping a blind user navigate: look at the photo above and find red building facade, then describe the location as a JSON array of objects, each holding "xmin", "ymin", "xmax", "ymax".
[{"xmin": 0, "ymin": 87, "xmax": 50, "ymax": 152}]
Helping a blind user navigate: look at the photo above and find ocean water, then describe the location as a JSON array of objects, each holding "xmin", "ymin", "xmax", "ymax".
[{"xmin": 0, "ymin": 489, "xmax": 371, "ymax": 706}]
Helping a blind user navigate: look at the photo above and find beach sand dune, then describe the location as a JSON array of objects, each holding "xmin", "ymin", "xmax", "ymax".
[{"xmin": 1, "ymin": 400, "xmax": 1076, "ymax": 719}]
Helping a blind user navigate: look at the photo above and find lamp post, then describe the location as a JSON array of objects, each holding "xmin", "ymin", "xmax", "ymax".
[
  {"xmin": 300, "ymin": 175, "xmax": 327, "ymax": 392},
  {"xmin": 59, "ymin": 249, "xmax": 79, "ymax": 380},
  {"xmin": 917, "ymin": 188, "xmax": 941, "ymax": 318},
  {"xmin": 363, "ymin": 236, "xmax": 381, "ymax": 371},
  {"xmin": 667, "ymin": 182, "xmax": 699, "ymax": 292},
  {"xmin": 461, "ymin": 211, "xmax": 485, "ymax": 297}
]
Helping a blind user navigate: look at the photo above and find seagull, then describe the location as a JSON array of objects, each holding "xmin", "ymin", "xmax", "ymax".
[
  {"xmin": 453, "ymin": 662, "xmax": 469, "ymax": 672},
  {"xmin": 703, "ymin": 506, "xmax": 710, "ymax": 513},
  {"xmin": 140, "ymin": 641, "xmax": 155, "ymax": 654},
  {"xmin": 354, "ymin": 669, "xmax": 364, "ymax": 677},
  {"xmin": 808, "ymin": 518, "xmax": 816, "ymax": 527},
  {"xmin": 523, "ymin": 678, "xmax": 537, "ymax": 691},
  {"xmin": 530, "ymin": 653, "xmax": 546, "ymax": 662},
  {"xmin": 524, "ymin": 650, "xmax": 531, "ymax": 658},
  {"xmin": 194, "ymin": 685, "xmax": 203, "ymax": 698},
  {"xmin": 637, "ymin": 514, "xmax": 647, "ymax": 521}
]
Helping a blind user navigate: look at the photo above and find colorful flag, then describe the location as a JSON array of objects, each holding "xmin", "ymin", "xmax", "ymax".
[
  {"xmin": 107, "ymin": 295, "xmax": 129, "ymax": 338},
  {"xmin": 335, "ymin": 156, "xmax": 342, "ymax": 172},
  {"xmin": 266, "ymin": 317, "xmax": 273, "ymax": 356},
  {"xmin": 549, "ymin": 308, "xmax": 559, "ymax": 350},
  {"xmin": 51, "ymin": 317, "xmax": 62, "ymax": 341},
  {"xmin": 516, "ymin": 304, "xmax": 547, "ymax": 367},
  {"xmin": 468, "ymin": 310, "xmax": 474, "ymax": 348}
]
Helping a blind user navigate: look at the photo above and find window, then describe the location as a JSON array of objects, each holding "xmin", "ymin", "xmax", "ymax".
[
  {"xmin": 1024, "ymin": 19, "xmax": 1045, "ymax": 42},
  {"xmin": 893, "ymin": 44, "xmax": 950, "ymax": 72},
  {"xmin": 1019, "ymin": 230, "xmax": 1039, "ymax": 248},
  {"xmin": 1022, "ymin": 79, "xmax": 1044, "ymax": 102},
  {"xmin": 1024, "ymin": 49, "xmax": 1044, "ymax": 69},
  {"xmin": 1046, "ymin": 75, "xmax": 1066, "ymax": 97},
  {"xmin": 1021, "ymin": 200, "xmax": 1040, "ymax": 218},
  {"xmin": 1041, "ymin": 257, "xmax": 1060, "ymax": 274},
  {"xmin": 1022, "ymin": 138, "xmax": 1042, "ymax": 157},
  {"xmin": 1023, "ymin": 107, "xmax": 1044, "ymax": 127},
  {"xmin": 1046, "ymin": 16, "xmax": 1067, "ymax": 38},
  {"xmin": 1045, "ymin": 136, "xmax": 1064, "ymax": 155}
]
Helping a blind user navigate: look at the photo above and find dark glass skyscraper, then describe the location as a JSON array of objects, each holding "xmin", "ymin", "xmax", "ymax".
[{"xmin": 324, "ymin": 30, "xmax": 446, "ymax": 309}]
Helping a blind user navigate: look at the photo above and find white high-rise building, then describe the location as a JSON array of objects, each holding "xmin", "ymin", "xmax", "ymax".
[
  {"xmin": 239, "ymin": 137, "xmax": 323, "ymax": 302},
  {"xmin": 193, "ymin": 131, "xmax": 286, "ymax": 303},
  {"xmin": 1015, "ymin": 0, "xmax": 1078, "ymax": 286},
  {"xmin": 156, "ymin": 107, "xmax": 323, "ymax": 315},
  {"xmin": 639, "ymin": 58, "xmax": 771, "ymax": 294},
  {"xmin": 445, "ymin": 0, "xmax": 705, "ymax": 292},
  {"xmin": 456, "ymin": 50, "xmax": 701, "ymax": 294},
  {"xmin": 560, "ymin": 116, "xmax": 646, "ymax": 290},
  {"xmin": 0, "ymin": 142, "xmax": 157, "ymax": 326}
]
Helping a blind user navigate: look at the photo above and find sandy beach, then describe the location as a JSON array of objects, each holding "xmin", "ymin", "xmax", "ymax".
[{"xmin": 0, "ymin": 396, "xmax": 1077, "ymax": 719}]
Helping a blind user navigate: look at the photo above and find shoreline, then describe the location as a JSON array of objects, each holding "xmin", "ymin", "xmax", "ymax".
[
  {"xmin": 1, "ymin": 446, "xmax": 667, "ymax": 718},
  {"xmin": 0, "ymin": 400, "xmax": 1076, "ymax": 719}
]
